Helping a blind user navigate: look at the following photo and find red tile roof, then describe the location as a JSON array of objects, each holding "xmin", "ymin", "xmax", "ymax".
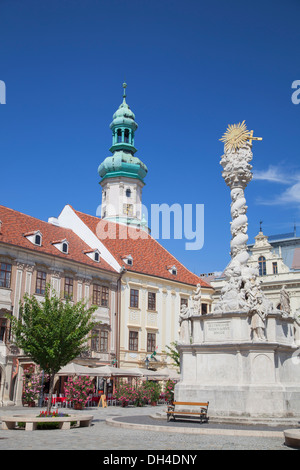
[
  {"xmin": 0, "ymin": 205, "xmax": 116, "ymax": 273},
  {"xmin": 73, "ymin": 208, "xmax": 212, "ymax": 289}
]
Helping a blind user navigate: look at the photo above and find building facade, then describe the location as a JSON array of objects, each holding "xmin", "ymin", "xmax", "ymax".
[{"xmin": 0, "ymin": 206, "xmax": 120, "ymax": 406}]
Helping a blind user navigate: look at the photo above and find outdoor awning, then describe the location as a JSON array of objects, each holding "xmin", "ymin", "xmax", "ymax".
[
  {"xmin": 130, "ymin": 368, "xmax": 169, "ymax": 380},
  {"xmin": 56, "ymin": 362, "xmax": 176, "ymax": 379},
  {"xmin": 158, "ymin": 367, "xmax": 181, "ymax": 380},
  {"xmin": 56, "ymin": 362, "xmax": 102, "ymax": 376},
  {"xmin": 91, "ymin": 365, "xmax": 143, "ymax": 377}
]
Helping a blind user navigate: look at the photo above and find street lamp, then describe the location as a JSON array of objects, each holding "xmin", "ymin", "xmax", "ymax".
[{"xmin": 144, "ymin": 356, "xmax": 149, "ymax": 370}]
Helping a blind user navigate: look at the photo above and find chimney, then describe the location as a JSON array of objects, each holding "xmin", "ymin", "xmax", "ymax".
[{"xmin": 48, "ymin": 217, "xmax": 60, "ymax": 226}]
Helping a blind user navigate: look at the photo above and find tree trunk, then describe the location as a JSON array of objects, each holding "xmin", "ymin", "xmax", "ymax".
[{"xmin": 47, "ymin": 372, "xmax": 56, "ymax": 413}]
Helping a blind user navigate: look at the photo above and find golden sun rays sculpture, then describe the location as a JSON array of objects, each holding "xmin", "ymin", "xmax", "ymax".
[{"xmin": 220, "ymin": 120, "xmax": 262, "ymax": 152}]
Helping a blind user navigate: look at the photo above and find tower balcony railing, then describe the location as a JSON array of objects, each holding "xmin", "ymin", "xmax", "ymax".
[{"xmin": 109, "ymin": 141, "xmax": 137, "ymax": 154}]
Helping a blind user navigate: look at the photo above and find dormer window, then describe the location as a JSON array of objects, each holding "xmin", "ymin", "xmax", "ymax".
[
  {"xmin": 84, "ymin": 249, "xmax": 101, "ymax": 263},
  {"xmin": 52, "ymin": 239, "xmax": 69, "ymax": 255},
  {"xmin": 168, "ymin": 265, "xmax": 177, "ymax": 276},
  {"xmin": 122, "ymin": 254, "xmax": 133, "ymax": 266},
  {"xmin": 24, "ymin": 230, "xmax": 42, "ymax": 247}
]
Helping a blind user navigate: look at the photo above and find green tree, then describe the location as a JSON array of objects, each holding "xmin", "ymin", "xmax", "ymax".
[
  {"xmin": 8, "ymin": 286, "xmax": 98, "ymax": 412},
  {"xmin": 165, "ymin": 341, "xmax": 180, "ymax": 370}
]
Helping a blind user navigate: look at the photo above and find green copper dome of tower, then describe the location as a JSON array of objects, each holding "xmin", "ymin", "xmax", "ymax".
[{"xmin": 98, "ymin": 83, "xmax": 148, "ymax": 228}]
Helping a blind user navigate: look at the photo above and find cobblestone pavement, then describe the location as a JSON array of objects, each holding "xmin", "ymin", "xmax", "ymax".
[{"xmin": 0, "ymin": 404, "xmax": 297, "ymax": 451}]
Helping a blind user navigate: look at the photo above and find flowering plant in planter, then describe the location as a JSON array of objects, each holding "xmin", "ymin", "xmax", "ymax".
[
  {"xmin": 131, "ymin": 386, "xmax": 151, "ymax": 407},
  {"xmin": 22, "ymin": 366, "xmax": 46, "ymax": 405},
  {"xmin": 16, "ymin": 411, "xmax": 72, "ymax": 430},
  {"xmin": 164, "ymin": 380, "xmax": 176, "ymax": 403},
  {"xmin": 112, "ymin": 383, "xmax": 133, "ymax": 406},
  {"xmin": 143, "ymin": 381, "xmax": 161, "ymax": 405},
  {"xmin": 64, "ymin": 375, "xmax": 94, "ymax": 408},
  {"xmin": 113, "ymin": 382, "xmax": 150, "ymax": 407},
  {"xmin": 37, "ymin": 410, "xmax": 69, "ymax": 418}
]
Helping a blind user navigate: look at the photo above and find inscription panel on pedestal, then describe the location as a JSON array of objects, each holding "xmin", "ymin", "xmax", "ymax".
[{"xmin": 205, "ymin": 320, "xmax": 231, "ymax": 342}]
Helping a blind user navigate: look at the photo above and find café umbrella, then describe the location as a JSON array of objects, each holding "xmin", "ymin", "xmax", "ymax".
[
  {"xmin": 158, "ymin": 367, "xmax": 181, "ymax": 380},
  {"xmin": 91, "ymin": 365, "xmax": 143, "ymax": 377},
  {"xmin": 129, "ymin": 368, "xmax": 169, "ymax": 380},
  {"xmin": 57, "ymin": 363, "xmax": 147, "ymax": 378},
  {"xmin": 56, "ymin": 362, "xmax": 106, "ymax": 376}
]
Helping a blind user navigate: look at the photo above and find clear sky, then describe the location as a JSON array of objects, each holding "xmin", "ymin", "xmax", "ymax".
[{"xmin": 0, "ymin": 0, "xmax": 300, "ymax": 275}]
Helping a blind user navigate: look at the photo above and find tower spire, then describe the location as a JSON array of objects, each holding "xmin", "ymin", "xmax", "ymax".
[{"xmin": 123, "ymin": 81, "xmax": 127, "ymax": 102}]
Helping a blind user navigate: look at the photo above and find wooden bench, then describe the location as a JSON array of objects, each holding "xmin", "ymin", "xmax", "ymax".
[
  {"xmin": 167, "ymin": 401, "xmax": 209, "ymax": 423},
  {"xmin": 1, "ymin": 414, "xmax": 93, "ymax": 431}
]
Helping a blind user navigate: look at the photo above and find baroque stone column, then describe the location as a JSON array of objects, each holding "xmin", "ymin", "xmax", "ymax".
[
  {"xmin": 214, "ymin": 122, "xmax": 263, "ymax": 313},
  {"xmin": 175, "ymin": 122, "xmax": 300, "ymax": 419}
]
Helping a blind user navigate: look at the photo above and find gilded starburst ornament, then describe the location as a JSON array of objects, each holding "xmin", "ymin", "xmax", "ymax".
[{"xmin": 220, "ymin": 121, "xmax": 262, "ymax": 153}]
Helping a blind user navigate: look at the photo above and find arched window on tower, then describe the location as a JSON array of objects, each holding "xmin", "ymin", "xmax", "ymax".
[
  {"xmin": 124, "ymin": 129, "xmax": 129, "ymax": 143},
  {"xmin": 258, "ymin": 256, "xmax": 266, "ymax": 276},
  {"xmin": 117, "ymin": 129, "xmax": 122, "ymax": 143}
]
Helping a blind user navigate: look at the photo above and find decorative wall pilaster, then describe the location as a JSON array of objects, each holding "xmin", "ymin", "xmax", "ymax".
[
  {"xmin": 13, "ymin": 261, "xmax": 25, "ymax": 319},
  {"xmin": 50, "ymin": 268, "xmax": 63, "ymax": 296}
]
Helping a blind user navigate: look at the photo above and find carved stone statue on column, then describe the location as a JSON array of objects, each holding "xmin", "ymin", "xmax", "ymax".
[
  {"xmin": 249, "ymin": 293, "xmax": 267, "ymax": 341},
  {"xmin": 280, "ymin": 285, "xmax": 291, "ymax": 316},
  {"xmin": 192, "ymin": 283, "xmax": 202, "ymax": 315},
  {"xmin": 178, "ymin": 304, "xmax": 191, "ymax": 344}
]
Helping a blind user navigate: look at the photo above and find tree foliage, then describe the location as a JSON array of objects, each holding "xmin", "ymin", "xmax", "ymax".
[{"xmin": 165, "ymin": 341, "xmax": 180, "ymax": 370}]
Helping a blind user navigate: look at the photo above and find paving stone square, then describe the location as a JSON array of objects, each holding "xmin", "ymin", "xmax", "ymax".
[{"xmin": 0, "ymin": 404, "xmax": 297, "ymax": 451}]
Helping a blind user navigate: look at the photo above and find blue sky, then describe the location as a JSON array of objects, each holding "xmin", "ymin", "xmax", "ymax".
[{"xmin": 0, "ymin": 0, "xmax": 299, "ymax": 275}]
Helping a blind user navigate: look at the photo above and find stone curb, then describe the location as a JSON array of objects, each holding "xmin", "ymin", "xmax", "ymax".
[
  {"xmin": 284, "ymin": 429, "xmax": 300, "ymax": 448},
  {"xmin": 105, "ymin": 415, "xmax": 284, "ymax": 438}
]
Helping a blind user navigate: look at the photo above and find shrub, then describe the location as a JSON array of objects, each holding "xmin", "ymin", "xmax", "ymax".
[
  {"xmin": 64, "ymin": 375, "xmax": 94, "ymax": 407},
  {"xmin": 22, "ymin": 366, "xmax": 47, "ymax": 404},
  {"xmin": 113, "ymin": 382, "xmax": 150, "ymax": 407},
  {"xmin": 143, "ymin": 381, "xmax": 161, "ymax": 403},
  {"xmin": 164, "ymin": 380, "xmax": 176, "ymax": 403}
]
